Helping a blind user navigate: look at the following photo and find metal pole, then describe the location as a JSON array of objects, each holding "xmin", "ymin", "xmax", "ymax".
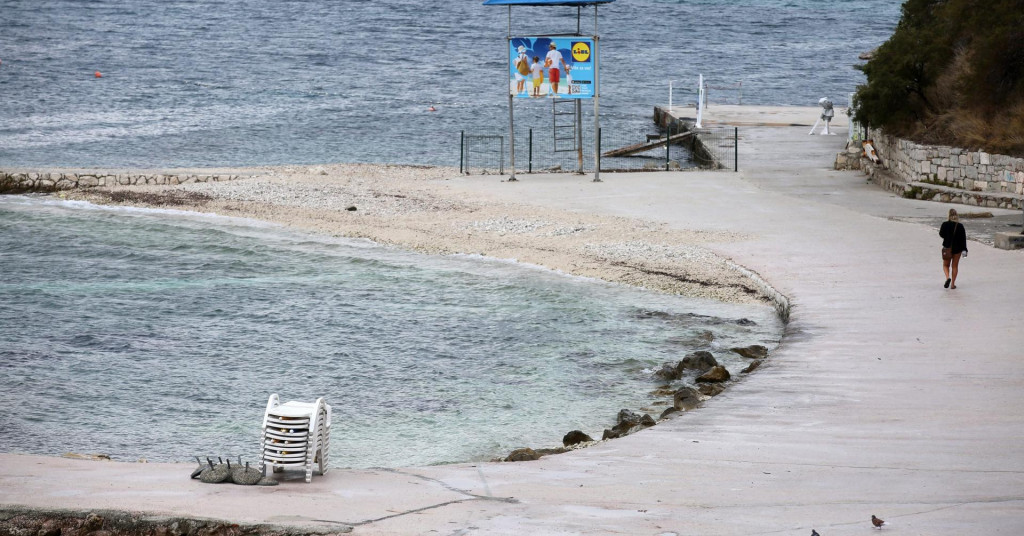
[
  {"xmin": 665, "ymin": 121, "xmax": 671, "ymax": 171},
  {"xmin": 529, "ymin": 128, "xmax": 533, "ymax": 173},
  {"xmin": 734, "ymin": 127, "xmax": 738, "ymax": 172},
  {"xmin": 576, "ymin": 99, "xmax": 583, "ymax": 174},
  {"xmin": 592, "ymin": 6, "xmax": 601, "ymax": 182},
  {"xmin": 507, "ymin": 7, "xmax": 517, "ymax": 181},
  {"xmin": 460, "ymin": 130, "xmax": 464, "ymax": 174}
]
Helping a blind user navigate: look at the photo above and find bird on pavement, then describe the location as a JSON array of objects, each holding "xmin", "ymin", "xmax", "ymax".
[
  {"xmin": 811, "ymin": 530, "xmax": 820, "ymax": 536},
  {"xmin": 872, "ymin": 515, "xmax": 886, "ymax": 529}
]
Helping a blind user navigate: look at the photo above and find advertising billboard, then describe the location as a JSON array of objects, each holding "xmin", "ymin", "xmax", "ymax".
[{"xmin": 509, "ymin": 36, "xmax": 595, "ymax": 99}]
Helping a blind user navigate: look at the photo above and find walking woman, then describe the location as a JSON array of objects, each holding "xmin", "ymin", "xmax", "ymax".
[{"xmin": 939, "ymin": 208, "xmax": 968, "ymax": 289}]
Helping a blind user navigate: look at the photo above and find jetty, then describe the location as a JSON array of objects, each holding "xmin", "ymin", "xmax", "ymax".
[{"xmin": 601, "ymin": 130, "xmax": 694, "ymax": 158}]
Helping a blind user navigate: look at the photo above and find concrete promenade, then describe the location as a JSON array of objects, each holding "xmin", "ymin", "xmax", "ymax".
[{"xmin": 3, "ymin": 112, "xmax": 1023, "ymax": 535}]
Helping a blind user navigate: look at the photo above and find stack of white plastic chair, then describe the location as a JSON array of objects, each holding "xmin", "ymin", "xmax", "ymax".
[{"xmin": 259, "ymin": 394, "xmax": 331, "ymax": 483}]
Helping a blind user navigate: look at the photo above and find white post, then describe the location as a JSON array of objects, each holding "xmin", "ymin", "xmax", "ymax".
[{"xmin": 695, "ymin": 74, "xmax": 704, "ymax": 128}]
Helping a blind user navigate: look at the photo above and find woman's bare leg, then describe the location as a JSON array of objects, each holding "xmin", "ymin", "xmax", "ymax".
[{"xmin": 950, "ymin": 253, "xmax": 961, "ymax": 288}]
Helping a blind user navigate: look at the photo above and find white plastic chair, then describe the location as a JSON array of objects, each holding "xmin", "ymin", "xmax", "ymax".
[{"xmin": 260, "ymin": 394, "xmax": 331, "ymax": 482}]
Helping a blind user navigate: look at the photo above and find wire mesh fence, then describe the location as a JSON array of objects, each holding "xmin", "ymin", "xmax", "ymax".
[
  {"xmin": 459, "ymin": 120, "xmax": 737, "ymax": 175},
  {"xmin": 461, "ymin": 134, "xmax": 505, "ymax": 175}
]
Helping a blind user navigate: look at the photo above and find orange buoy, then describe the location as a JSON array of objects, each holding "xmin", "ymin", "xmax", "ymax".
[
  {"xmin": 427, "ymin": 106, "xmax": 436, "ymax": 112},
  {"xmin": 94, "ymin": 71, "xmax": 102, "ymax": 78}
]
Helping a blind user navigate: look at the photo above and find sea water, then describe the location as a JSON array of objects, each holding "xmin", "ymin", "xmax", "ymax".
[
  {"xmin": 0, "ymin": 196, "xmax": 781, "ymax": 467},
  {"xmin": 0, "ymin": 0, "xmax": 901, "ymax": 168}
]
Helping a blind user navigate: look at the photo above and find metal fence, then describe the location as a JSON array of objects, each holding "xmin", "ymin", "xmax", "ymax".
[
  {"xmin": 459, "ymin": 122, "xmax": 737, "ymax": 175},
  {"xmin": 461, "ymin": 134, "xmax": 505, "ymax": 175}
]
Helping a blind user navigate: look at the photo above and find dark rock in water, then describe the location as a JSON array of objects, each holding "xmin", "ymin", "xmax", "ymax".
[
  {"xmin": 734, "ymin": 318, "xmax": 757, "ymax": 326},
  {"xmin": 693, "ymin": 330, "xmax": 715, "ymax": 343},
  {"xmin": 731, "ymin": 345, "xmax": 768, "ymax": 359},
  {"xmin": 650, "ymin": 385, "xmax": 676, "ymax": 397},
  {"xmin": 616, "ymin": 409, "xmax": 644, "ymax": 428},
  {"xmin": 505, "ymin": 448, "xmax": 541, "ymax": 462},
  {"xmin": 654, "ymin": 362, "xmax": 681, "ymax": 380},
  {"xmin": 563, "ymin": 430, "xmax": 594, "ymax": 446},
  {"xmin": 697, "ymin": 383, "xmax": 725, "ymax": 397},
  {"xmin": 605, "ymin": 409, "xmax": 657, "ymax": 439},
  {"xmin": 659, "ymin": 406, "xmax": 679, "ymax": 419},
  {"xmin": 741, "ymin": 359, "xmax": 763, "ymax": 374},
  {"xmin": 696, "ymin": 365, "xmax": 731, "ymax": 383},
  {"xmin": 680, "ymin": 351, "xmax": 718, "ymax": 372},
  {"xmin": 673, "ymin": 387, "xmax": 701, "ymax": 410}
]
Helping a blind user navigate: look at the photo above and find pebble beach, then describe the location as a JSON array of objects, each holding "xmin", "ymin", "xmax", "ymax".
[{"xmin": 62, "ymin": 163, "xmax": 774, "ymax": 307}]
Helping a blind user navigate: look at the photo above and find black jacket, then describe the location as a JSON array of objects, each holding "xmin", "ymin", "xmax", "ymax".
[{"xmin": 939, "ymin": 220, "xmax": 968, "ymax": 255}]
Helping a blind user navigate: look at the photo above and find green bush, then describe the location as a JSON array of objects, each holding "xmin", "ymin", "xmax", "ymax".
[{"xmin": 854, "ymin": 0, "xmax": 1024, "ymax": 156}]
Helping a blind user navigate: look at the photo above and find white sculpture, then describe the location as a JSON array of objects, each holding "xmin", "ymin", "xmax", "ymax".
[{"xmin": 809, "ymin": 97, "xmax": 835, "ymax": 135}]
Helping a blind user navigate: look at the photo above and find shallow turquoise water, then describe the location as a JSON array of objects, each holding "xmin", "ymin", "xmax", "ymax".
[{"xmin": 0, "ymin": 196, "xmax": 782, "ymax": 467}]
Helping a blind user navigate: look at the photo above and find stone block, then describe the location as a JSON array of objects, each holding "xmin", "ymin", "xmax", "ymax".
[
  {"xmin": 994, "ymin": 232, "xmax": 1024, "ymax": 250},
  {"xmin": 966, "ymin": 166, "xmax": 978, "ymax": 179},
  {"xmin": 980, "ymin": 152, "xmax": 991, "ymax": 165}
]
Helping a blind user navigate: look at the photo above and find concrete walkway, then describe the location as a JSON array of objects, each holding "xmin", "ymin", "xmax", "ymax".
[{"xmin": 3, "ymin": 124, "xmax": 1023, "ymax": 535}]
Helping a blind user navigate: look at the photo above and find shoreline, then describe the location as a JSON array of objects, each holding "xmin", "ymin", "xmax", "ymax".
[
  {"xmin": 52, "ymin": 163, "xmax": 781, "ymax": 308},
  {"xmin": 5, "ymin": 162, "xmax": 787, "ymax": 467}
]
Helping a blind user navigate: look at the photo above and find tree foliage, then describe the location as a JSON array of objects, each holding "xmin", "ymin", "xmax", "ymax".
[{"xmin": 854, "ymin": 0, "xmax": 1024, "ymax": 155}]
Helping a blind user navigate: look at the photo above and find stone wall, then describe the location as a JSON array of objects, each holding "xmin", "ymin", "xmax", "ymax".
[
  {"xmin": 0, "ymin": 171, "xmax": 245, "ymax": 194},
  {"xmin": 869, "ymin": 131, "xmax": 1024, "ymax": 196}
]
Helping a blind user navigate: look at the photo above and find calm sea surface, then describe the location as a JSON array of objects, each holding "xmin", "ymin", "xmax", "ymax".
[
  {"xmin": 0, "ymin": 196, "xmax": 782, "ymax": 467},
  {"xmin": 0, "ymin": 0, "xmax": 901, "ymax": 168}
]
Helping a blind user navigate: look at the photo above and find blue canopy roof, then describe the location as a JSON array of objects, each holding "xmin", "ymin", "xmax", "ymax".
[{"xmin": 483, "ymin": 0, "xmax": 614, "ymax": 6}]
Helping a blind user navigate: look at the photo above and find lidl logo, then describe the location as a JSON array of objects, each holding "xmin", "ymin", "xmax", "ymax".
[{"xmin": 571, "ymin": 41, "xmax": 591, "ymax": 62}]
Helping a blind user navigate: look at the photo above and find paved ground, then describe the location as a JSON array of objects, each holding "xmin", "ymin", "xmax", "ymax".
[{"xmin": 3, "ymin": 119, "xmax": 1023, "ymax": 535}]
